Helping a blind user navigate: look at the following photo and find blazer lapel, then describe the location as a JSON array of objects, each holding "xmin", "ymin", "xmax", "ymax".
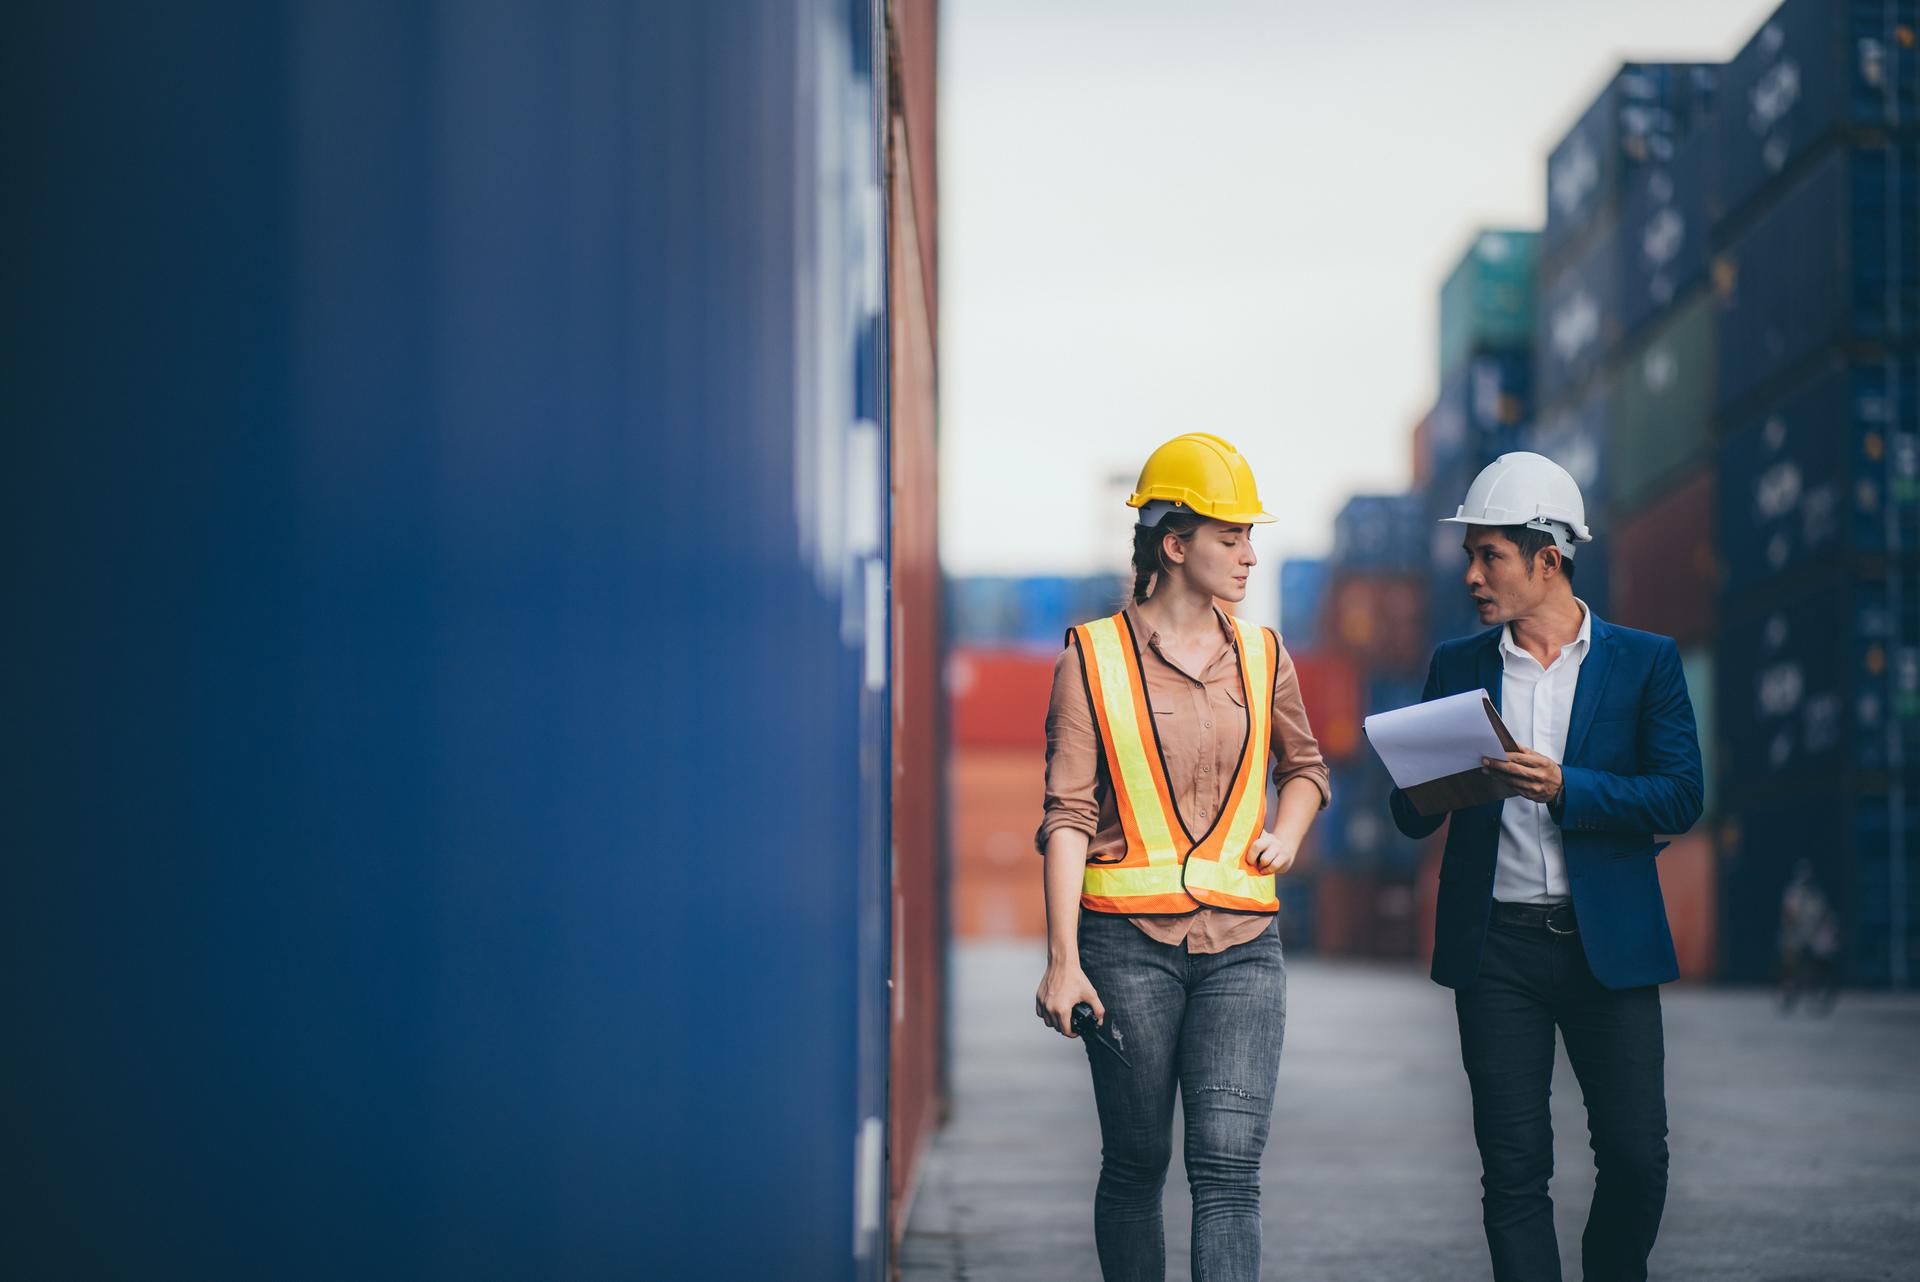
[
  {"xmin": 1563, "ymin": 612, "xmax": 1614, "ymax": 763},
  {"xmin": 1476, "ymin": 629, "xmax": 1504, "ymax": 714}
]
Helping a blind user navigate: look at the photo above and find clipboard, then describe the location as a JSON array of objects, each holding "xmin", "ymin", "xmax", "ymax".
[{"xmin": 1398, "ymin": 695, "xmax": 1524, "ymax": 817}]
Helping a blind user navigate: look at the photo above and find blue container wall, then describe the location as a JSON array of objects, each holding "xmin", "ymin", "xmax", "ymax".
[
  {"xmin": 2, "ymin": 4, "xmax": 892, "ymax": 1279},
  {"xmin": 1718, "ymin": 355, "xmax": 1920, "ymax": 594},
  {"xmin": 947, "ymin": 574, "xmax": 1128, "ymax": 649},
  {"xmin": 1709, "ymin": 0, "xmax": 1920, "ymax": 227},
  {"xmin": 1717, "ymin": 576, "xmax": 1920, "ymax": 791},
  {"xmin": 1277, "ymin": 879, "xmax": 1318, "ymax": 953},
  {"xmin": 1618, "ymin": 130, "xmax": 1714, "ymax": 335},
  {"xmin": 1366, "ymin": 674, "xmax": 1427, "ymax": 720},
  {"xmin": 1424, "ymin": 351, "xmax": 1531, "ymax": 487},
  {"xmin": 1719, "ymin": 789, "xmax": 1920, "ymax": 985},
  {"xmin": 1535, "ymin": 216, "xmax": 1627, "ymax": 410},
  {"xmin": 1320, "ymin": 756, "xmax": 1417, "ymax": 874},
  {"xmin": 1280, "ymin": 558, "xmax": 1331, "ymax": 648},
  {"xmin": 1543, "ymin": 62, "xmax": 1719, "ymax": 261},
  {"xmin": 1520, "ymin": 385, "xmax": 1613, "ymax": 619},
  {"xmin": 1714, "ymin": 140, "xmax": 1920, "ymax": 414},
  {"xmin": 1332, "ymin": 493, "xmax": 1429, "ymax": 574}
]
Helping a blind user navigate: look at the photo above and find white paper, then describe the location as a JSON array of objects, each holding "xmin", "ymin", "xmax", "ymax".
[{"xmin": 1363, "ymin": 690, "xmax": 1513, "ymax": 789}]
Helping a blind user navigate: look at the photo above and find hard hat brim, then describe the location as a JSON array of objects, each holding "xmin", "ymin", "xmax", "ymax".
[{"xmin": 1133, "ymin": 497, "xmax": 1278, "ymax": 526}]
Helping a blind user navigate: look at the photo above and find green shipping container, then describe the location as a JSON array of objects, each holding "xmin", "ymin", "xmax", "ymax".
[
  {"xmin": 1609, "ymin": 290, "xmax": 1715, "ymax": 514},
  {"xmin": 1681, "ymin": 646, "xmax": 1716, "ymax": 822},
  {"xmin": 1438, "ymin": 229, "xmax": 1539, "ymax": 381}
]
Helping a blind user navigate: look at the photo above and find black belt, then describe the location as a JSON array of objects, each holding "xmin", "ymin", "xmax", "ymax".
[{"xmin": 1491, "ymin": 901, "xmax": 1578, "ymax": 935}]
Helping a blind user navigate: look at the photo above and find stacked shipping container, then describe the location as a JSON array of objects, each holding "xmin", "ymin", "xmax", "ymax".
[
  {"xmin": 1707, "ymin": 0, "xmax": 1919, "ymax": 987},
  {"xmin": 1305, "ymin": 1, "xmax": 1920, "ymax": 986},
  {"xmin": 1529, "ymin": 59, "xmax": 1727, "ymax": 981}
]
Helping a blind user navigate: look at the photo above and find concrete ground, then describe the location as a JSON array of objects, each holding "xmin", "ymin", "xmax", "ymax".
[{"xmin": 900, "ymin": 942, "xmax": 1920, "ymax": 1281}]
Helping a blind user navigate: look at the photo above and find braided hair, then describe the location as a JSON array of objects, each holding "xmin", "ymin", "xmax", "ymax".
[{"xmin": 1130, "ymin": 507, "xmax": 1207, "ymax": 603}]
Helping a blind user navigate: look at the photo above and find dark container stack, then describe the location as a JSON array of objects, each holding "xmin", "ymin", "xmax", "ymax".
[
  {"xmin": 1418, "ymin": 345, "xmax": 1532, "ymax": 648},
  {"xmin": 1299, "ymin": 493, "xmax": 1434, "ymax": 952},
  {"xmin": 1530, "ymin": 62, "xmax": 1724, "ymax": 645},
  {"xmin": 1280, "ymin": 557, "xmax": 1331, "ymax": 648},
  {"xmin": 1709, "ymin": 0, "xmax": 1920, "ymax": 986}
]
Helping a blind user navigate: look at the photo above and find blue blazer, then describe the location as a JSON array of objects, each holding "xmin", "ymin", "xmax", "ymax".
[{"xmin": 1389, "ymin": 611, "xmax": 1704, "ymax": 991}]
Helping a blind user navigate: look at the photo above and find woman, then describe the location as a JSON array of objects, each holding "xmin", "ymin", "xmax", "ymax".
[{"xmin": 1035, "ymin": 432, "xmax": 1329, "ymax": 1282}]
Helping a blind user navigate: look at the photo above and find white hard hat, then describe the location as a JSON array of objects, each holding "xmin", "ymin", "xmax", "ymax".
[{"xmin": 1438, "ymin": 450, "xmax": 1593, "ymax": 558}]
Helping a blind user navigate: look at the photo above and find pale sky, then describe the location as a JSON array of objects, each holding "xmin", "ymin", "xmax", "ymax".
[{"xmin": 939, "ymin": 0, "xmax": 1779, "ymax": 625}]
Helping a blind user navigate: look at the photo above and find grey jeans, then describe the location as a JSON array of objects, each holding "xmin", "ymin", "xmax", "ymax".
[{"xmin": 1077, "ymin": 911, "xmax": 1287, "ymax": 1282}]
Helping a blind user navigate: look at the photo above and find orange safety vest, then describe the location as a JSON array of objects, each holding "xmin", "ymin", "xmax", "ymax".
[{"xmin": 1068, "ymin": 610, "xmax": 1280, "ymax": 915}]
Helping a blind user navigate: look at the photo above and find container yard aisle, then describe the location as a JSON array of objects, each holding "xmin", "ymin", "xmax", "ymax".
[{"xmin": 903, "ymin": 943, "xmax": 1920, "ymax": 1281}]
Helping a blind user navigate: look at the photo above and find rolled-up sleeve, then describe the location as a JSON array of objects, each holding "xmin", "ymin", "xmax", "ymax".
[
  {"xmin": 1037, "ymin": 645, "xmax": 1102, "ymax": 853},
  {"xmin": 1270, "ymin": 639, "xmax": 1331, "ymax": 809}
]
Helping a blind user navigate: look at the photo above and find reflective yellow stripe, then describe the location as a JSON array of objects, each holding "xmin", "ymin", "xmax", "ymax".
[
  {"xmin": 1182, "ymin": 853, "xmax": 1275, "ymax": 905},
  {"xmin": 1187, "ymin": 620, "xmax": 1277, "ymax": 907},
  {"xmin": 1083, "ymin": 862, "xmax": 1189, "ymax": 898},
  {"xmin": 1082, "ymin": 617, "xmax": 1179, "ymax": 863}
]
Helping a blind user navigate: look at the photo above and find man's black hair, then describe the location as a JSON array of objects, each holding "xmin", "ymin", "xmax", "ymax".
[{"xmin": 1497, "ymin": 524, "xmax": 1575, "ymax": 581}]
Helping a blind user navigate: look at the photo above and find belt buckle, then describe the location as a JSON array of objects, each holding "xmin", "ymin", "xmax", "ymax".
[{"xmin": 1546, "ymin": 904, "xmax": 1577, "ymax": 936}]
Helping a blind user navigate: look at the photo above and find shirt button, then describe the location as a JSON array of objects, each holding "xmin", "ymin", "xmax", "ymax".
[
  {"xmin": 1203, "ymin": 721, "xmax": 1213, "ymax": 729},
  {"xmin": 1200, "ymin": 765, "xmax": 1211, "ymax": 773}
]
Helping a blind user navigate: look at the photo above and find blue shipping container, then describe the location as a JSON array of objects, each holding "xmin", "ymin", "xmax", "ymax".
[
  {"xmin": 1280, "ymin": 558, "xmax": 1331, "ymax": 648},
  {"xmin": 1277, "ymin": 879, "xmax": 1318, "ymax": 953},
  {"xmin": 1717, "ymin": 576, "xmax": 1920, "ymax": 790},
  {"xmin": 4, "ymin": 4, "xmax": 899, "ymax": 1279},
  {"xmin": 1365, "ymin": 674, "xmax": 1427, "ymax": 720},
  {"xmin": 1718, "ymin": 354, "xmax": 1920, "ymax": 594},
  {"xmin": 1618, "ymin": 129, "xmax": 1716, "ymax": 336},
  {"xmin": 1332, "ymin": 493, "xmax": 1430, "ymax": 574},
  {"xmin": 1710, "ymin": 0, "xmax": 1920, "ymax": 227},
  {"xmin": 1714, "ymin": 140, "xmax": 1920, "ymax": 413},
  {"xmin": 1718, "ymin": 788, "xmax": 1920, "ymax": 985},
  {"xmin": 1544, "ymin": 62, "xmax": 1720, "ymax": 261},
  {"xmin": 949, "ymin": 574, "xmax": 1129, "ymax": 649},
  {"xmin": 1321, "ymin": 755, "xmax": 1420, "ymax": 875},
  {"xmin": 1519, "ymin": 382, "xmax": 1613, "ymax": 620},
  {"xmin": 1535, "ymin": 214, "xmax": 1627, "ymax": 410},
  {"xmin": 1422, "ymin": 350, "xmax": 1531, "ymax": 494}
]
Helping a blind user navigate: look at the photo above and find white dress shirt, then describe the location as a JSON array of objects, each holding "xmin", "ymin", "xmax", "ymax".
[{"xmin": 1493, "ymin": 599, "xmax": 1591, "ymax": 904}]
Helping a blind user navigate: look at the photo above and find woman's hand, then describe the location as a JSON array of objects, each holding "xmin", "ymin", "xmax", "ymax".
[
  {"xmin": 1248, "ymin": 830, "xmax": 1297, "ymax": 874},
  {"xmin": 1035, "ymin": 958, "xmax": 1104, "ymax": 1038}
]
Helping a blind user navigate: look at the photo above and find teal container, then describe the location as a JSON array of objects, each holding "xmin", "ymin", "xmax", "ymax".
[
  {"xmin": 1608, "ymin": 289, "xmax": 1715, "ymax": 515},
  {"xmin": 1439, "ymin": 229, "xmax": 1539, "ymax": 382}
]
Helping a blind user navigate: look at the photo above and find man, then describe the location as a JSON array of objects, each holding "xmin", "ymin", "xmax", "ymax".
[{"xmin": 1389, "ymin": 451, "xmax": 1703, "ymax": 1282}]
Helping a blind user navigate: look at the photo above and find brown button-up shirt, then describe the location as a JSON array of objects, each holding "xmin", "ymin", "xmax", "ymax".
[{"xmin": 1039, "ymin": 603, "xmax": 1331, "ymax": 954}]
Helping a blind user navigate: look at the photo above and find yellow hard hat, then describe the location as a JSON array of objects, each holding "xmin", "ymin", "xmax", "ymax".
[{"xmin": 1126, "ymin": 433, "xmax": 1276, "ymax": 526}]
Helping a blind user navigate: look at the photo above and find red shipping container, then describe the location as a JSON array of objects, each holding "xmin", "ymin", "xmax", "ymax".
[
  {"xmin": 948, "ymin": 648, "xmax": 1057, "ymax": 750},
  {"xmin": 1325, "ymin": 573, "xmax": 1427, "ymax": 673},
  {"xmin": 1288, "ymin": 648, "xmax": 1362, "ymax": 762},
  {"xmin": 1314, "ymin": 869, "xmax": 1419, "ymax": 959},
  {"xmin": 950, "ymin": 745, "xmax": 1048, "ymax": 939},
  {"xmin": 888, "ymin": 83, "xmax": 943, "ymax": 1248},
  {"xmin": 1610, "ymin": 468, "xmax": 1718, "ymax": 647},
  {"xmin": 1658, "ymin": 831, "xmax": 1717, "ymax": 981}
]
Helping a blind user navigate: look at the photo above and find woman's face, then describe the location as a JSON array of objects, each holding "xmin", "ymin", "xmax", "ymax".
[{"xmin": 1165, "ymin": 519, "xmax": 1256, "ymax": 601}]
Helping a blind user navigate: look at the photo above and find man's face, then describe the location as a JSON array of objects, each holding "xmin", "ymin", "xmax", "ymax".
[{"xmin": 1461, "ymin": 526, "xmax": 1550, "ymax": 625}]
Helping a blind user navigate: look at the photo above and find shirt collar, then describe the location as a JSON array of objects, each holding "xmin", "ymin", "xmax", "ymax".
[
  {"xmin": 1499, "ymin": 598, "xmax": 1590, "ymax": 665},
  {"xmin": 1122, "ymin": 600, "xmax": 1241, "ymax": 653}
]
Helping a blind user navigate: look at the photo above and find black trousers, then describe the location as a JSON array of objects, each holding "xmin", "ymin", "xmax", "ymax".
[{"xmin": 1454, "ymin": 914, "xmax": 1669, "ymax": 1282}]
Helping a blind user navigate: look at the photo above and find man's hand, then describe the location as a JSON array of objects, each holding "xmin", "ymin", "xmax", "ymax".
[{"xmin": 1483, "ymin": 746, "xmax": 1563, "ymax": 805}]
